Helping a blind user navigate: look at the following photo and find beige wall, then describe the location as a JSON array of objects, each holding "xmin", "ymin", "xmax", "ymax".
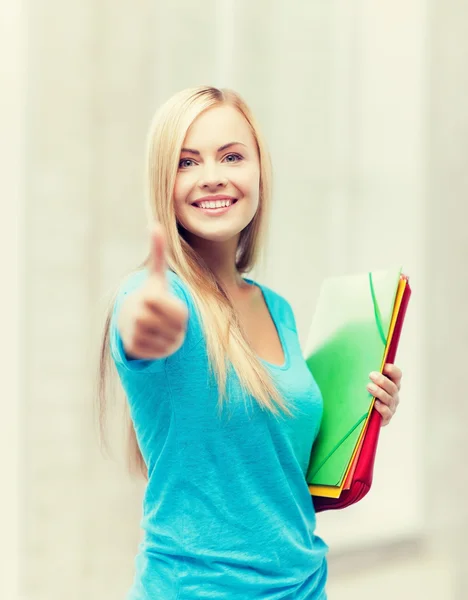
[
  {"xmin": 0, "ymin": 0, "xmax": 24, "ymax": 598},
  {"xmin": 5, "ymin": 0, "xmax": 467, "ymax": 598}
]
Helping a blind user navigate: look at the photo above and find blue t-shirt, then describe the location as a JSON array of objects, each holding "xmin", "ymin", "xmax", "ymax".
[{"xmin": 110, "ymin": 269, "xmax": 329, "ymax": 600}]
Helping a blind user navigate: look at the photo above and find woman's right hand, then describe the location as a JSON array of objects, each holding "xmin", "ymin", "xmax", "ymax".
[{"xmin": 118, "ymin": 223, "xmax": 189, "ymax": 360}]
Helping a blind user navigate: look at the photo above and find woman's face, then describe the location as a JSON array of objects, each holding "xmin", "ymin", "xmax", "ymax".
[{"xmin": 173, "ymin": 104, "xmax": 261, "ymax": 244}]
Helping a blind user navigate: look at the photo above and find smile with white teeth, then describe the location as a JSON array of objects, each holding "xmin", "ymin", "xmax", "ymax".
[{"xmin": 194, "ymin": 199, "xmax": 235, "ymax": 209}]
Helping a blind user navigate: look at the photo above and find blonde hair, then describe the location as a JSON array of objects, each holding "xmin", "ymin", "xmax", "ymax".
[{"xmin": 97, "ymin": 86, "xmax": 292, "ymax": 479}]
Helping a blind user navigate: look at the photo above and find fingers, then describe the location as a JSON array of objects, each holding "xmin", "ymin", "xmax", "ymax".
[
  {"xmin": 136, "ymin": 303, "xmax": 186, "ymax": 339},
  {"xmin": 129, "ymin": 334, "xmax": 178, "ymax": 360},
  {"xmin": 368, "ymin": 376, "xmax": 398, "ymax": 407},
  {"xmin": 383, "ymin": 363, "xmax": 402, "ymax": 390},
  {"xmin": 148, "ymin": 222, "xmax": 167, "ymax": 285},
  {"xmin": 143, "ymin": 291, "xmax": 188, "ymax": 331},
  {"xmin": 368, "ymin": 370, "xmax": 399, "ymax": 398},
  {"xmin": 119, "ymin": 232, "xmax": 189, "ymax": 360},
  {"xmin": 366, "ymin": 365, "xmax": 403, "ymax": 427},
  {"xmin": 374, "ymin": 400, "xmax": 393, "ymax": 426},
  {"xmin": 368, "ymin": 385, "xmax": 397, "ymax": 412},
  {"xmin": 131, "ymin": 309, "xmax": 186, "ymax": 358}
]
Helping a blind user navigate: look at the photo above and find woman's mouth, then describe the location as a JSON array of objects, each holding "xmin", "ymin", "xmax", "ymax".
[{"xmin": 191, "ymin": 198, "xmax": 238, "ymax": 216}]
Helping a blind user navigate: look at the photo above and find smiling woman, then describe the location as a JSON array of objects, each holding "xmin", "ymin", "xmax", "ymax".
[
  {"xmin": 95, "ymin": 83, "xmax": 408, "ymax": 599},
  {"xmin": 174, "ymin": 105, "xmax": 262, "ymax": 243},
  {"xmin": 97, "ymin": 86, "xmax": 327, "ymax": 600}
]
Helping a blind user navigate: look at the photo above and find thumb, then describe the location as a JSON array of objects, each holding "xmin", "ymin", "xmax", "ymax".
[{"xmin": 148, "ymin": 222, "xmax": 167, "ymax": 283}]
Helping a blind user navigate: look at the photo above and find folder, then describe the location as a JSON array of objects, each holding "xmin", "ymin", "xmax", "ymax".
[
  {"xmin": 303, "ymin": 268, "xmax": 412, "ymax": 508},
  {"xmin": 313, "ymin": 276, "xmax": 412, "ymax": 511}
]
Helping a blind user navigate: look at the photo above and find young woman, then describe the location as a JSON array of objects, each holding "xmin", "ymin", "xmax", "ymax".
[{"xmin": 98, "ymin": 86, "xmax": 403, "ymax": 600}]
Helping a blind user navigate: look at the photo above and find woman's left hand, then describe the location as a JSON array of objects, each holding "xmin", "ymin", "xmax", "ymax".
[{"xmin": 367, "ymin": 363, "xmax": 402, "ymax": 427}]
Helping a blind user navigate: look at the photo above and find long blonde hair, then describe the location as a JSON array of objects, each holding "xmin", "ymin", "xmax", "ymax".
[{"xmin": 97, "ymin": 86, "xmax": 292, "ymax": 479}]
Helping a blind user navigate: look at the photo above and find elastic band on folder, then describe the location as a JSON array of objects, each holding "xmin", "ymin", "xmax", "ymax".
[
  {"xmin": 308, "ymin": 412, "xmax": 368, "ymax": 480},
  {"xmin": 369, "ymin": 272, "xmax": 387, "ymax": 347}
]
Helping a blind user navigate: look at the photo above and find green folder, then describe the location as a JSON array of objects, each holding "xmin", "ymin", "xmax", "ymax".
[{"xmin": 305, "ymin": 267, "xmax": 402, "ymax": 487}]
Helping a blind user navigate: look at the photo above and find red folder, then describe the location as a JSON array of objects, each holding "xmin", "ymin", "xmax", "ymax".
[{"xmin": 313, "ymin": 277, "xmax": 412, "ymax": 512}]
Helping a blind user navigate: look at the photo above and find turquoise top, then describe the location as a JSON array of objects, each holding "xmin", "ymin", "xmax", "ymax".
[{"xmin": 110, "ymin": 269, "xmax": 329, "ymax": 599}]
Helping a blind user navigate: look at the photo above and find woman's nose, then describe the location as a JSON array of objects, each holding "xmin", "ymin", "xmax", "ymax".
[{"xmin": 198, "ymin": 164, "xmax": 228, "ymax": 190}]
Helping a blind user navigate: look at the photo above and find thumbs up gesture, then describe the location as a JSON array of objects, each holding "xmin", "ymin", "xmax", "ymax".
[{"xmin": 118, "ymin": 224, "xmax": 189, "ymax": 360}]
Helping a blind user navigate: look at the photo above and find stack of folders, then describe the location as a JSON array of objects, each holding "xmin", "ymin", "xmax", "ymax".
[{"xmin": 304, "ymin": 267, "xmax": 412, "ymax": 512}]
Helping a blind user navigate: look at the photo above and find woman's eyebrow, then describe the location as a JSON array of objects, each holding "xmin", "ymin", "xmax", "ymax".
[
  {"xmin": 180, "ymin": 142, "xmax": 247, "ymax": 155},
  {"xmin": 218, "ymin": 141, "xmax": 247, "ymax": 152}
]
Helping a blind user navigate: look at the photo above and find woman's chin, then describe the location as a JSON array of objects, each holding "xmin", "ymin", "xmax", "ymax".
[
  {"xmin": 194, "ymin": 229, "xmax": 241, "ymax": 244},
  {"xmin": 180, "ymin": 220, "xmax": 249, "ymax": 245}
]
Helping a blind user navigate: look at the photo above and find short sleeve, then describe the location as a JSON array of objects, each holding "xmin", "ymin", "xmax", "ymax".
[
  {"xmin": 109, "ymin": 268, "xmax": 197, "ymax": 374},
  {"xmin": 270, "ymin": 293, "xmax": 296, "ymax": 333}
]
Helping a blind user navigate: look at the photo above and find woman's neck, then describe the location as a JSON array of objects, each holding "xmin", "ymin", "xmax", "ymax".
[{"xmin": 186, "ymin": 232, "xmax": 245, "ymax": 293}]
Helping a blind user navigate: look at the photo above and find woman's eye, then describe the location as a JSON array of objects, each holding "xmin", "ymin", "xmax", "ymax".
[
  {"xmin": 179, "ymin": 158, "xmax": 195, "ymax": 169},
  {"xmin": 223, "ymin": 153, "xmax": 243, "ymax": 163}
]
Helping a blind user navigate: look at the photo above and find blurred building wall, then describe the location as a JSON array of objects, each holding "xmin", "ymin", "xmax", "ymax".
[
  {"xmin": 9, "ymin": 0, "xmax": 468, "ymax": 599},
  {"xmin": 1, "ymin": 1, "xmax": 24, "ymax": 599}
]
